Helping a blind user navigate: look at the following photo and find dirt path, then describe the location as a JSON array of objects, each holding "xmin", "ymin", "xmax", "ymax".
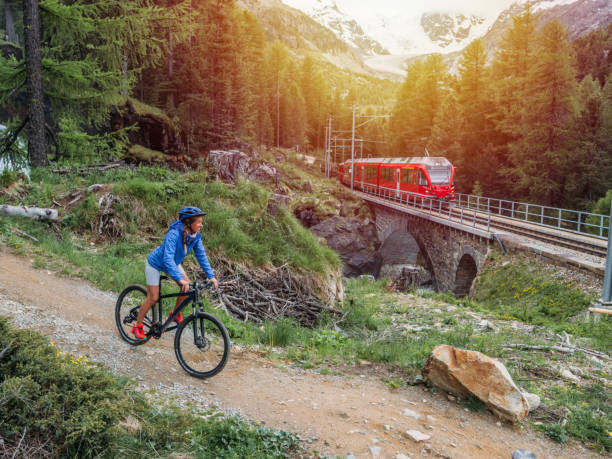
[{"xmin": 0, "ymin": 248, "xmax": 598, "ymax": 459}]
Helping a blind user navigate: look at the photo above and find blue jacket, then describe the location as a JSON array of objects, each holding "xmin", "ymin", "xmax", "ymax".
[{"xmin": 147, "ymin": 220, "xmax": 215, "ymax": 282}]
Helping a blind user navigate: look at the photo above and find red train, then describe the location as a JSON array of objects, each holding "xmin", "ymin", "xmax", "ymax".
[{"xmin": 338, "ymin": 157, "xmax": 456, "ymax": 200}]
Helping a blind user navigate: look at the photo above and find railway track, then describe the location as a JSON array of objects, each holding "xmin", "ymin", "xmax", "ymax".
[
  {"xmin": 356, "ymin": 189, "xmax": 608, "ymax": 258},
  {"xmin": 441, "ymin": 203, "xmax": 608, "ymax": 258},
  {"xmin": 470, "ymin": 210, "xmax": 608, "ymax": 258}
]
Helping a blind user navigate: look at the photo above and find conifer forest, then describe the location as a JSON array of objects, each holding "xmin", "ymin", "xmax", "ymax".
[{"xmin": 1, "ymin": 1, "xmax": 612, "ymax": 211}]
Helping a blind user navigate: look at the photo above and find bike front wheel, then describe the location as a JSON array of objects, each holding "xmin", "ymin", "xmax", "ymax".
[
  {"xmin": 115, "ymin": 285, "xmax": 156, "ymax": 346},
  {"xmin": 174, "ymin": 312, "xmax": 230, "ymax": 378}
]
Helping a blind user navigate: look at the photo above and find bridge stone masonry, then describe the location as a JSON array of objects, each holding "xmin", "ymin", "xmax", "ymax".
[
  {"xmin": 355, "ymin": 188, "xmax": 607, "ymax": 300},
  {"xmin": 373, "ymin": 204, "xmax": 491, "ymax": 296}
]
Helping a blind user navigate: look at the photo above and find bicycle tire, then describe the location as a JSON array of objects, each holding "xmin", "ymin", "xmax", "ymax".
[
  {"xmin": 174, "ymin": 312, "xmax": 230, "ymax": 378},
  {"xmin": 115, "ymin": 284, "xmax": 156, "ymax": 346}
]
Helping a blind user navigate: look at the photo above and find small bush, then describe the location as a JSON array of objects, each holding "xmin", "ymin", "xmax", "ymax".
[
  {"xmin": 0, "ymin": 316, "xmax": 134, "ymax": 456},
  {"xmin": 0, "ymin": 168, "xmax": 18, "ymax": 188}
]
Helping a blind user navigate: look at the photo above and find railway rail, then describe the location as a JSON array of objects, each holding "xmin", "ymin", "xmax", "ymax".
[{"xmin": 357, "ymin": 185, "xmax": 608, "ymax": 259}]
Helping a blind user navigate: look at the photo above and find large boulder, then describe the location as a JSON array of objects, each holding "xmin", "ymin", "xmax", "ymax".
[
  {"xmin": 422, "ymin": 345, "xmax": 530, "ymax": 422},
  {"xmin": 310, "ymin": 216, "xmax": 382, "ymax": 277},
  {"xmin": 206, "ymin": 150, "xmax": 251, "ymax": 182},
  {"xmin": 206, "ymin": 149, "xmax": 282, "ymax": 190}
]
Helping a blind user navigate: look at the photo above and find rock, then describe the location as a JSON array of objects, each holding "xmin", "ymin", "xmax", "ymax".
[
  {"xmin": 568, "ymin": 366, "xmax": 583, "ymax": 376},
  {"xmin": 395, "ymin": 455, "xmax": 411, "ymax": 459},
  {"xmin": 347, "ymin": 454, "xmax": 357, "ymax": 459},
  {"xmin": 382, "ymin": 264, "xmax": 432, "ymax": 290},
  {"xmin": 369, "ymin": 445, "xmax": 382, "ymax": 458},
  {"xmin": 267, "ymin": 193, "xmax": 290, "ymax": 217},
  {"xmin": 402, "ymin": 409, "xmax": 421, "ymax": 419},
  {"xmin": 560, "ymin": 368, "xmax": 580, "ymax": 383},
  {"xmin": 247, "ymin": 162, "xmax": 278, "ymax": 184},
  {"xmin": 522, "ymin": 391, "xmax": 541, "ymax": 412},
  {"xmin": 206, "ymin": 150, "xmax": 251, "ymax": 182},
  {"xmin": 310, "ymin": 216, "xmax": 381, "ymax": 277},
  {"xmin": 422, "ymin": 345, "xmax": 529, "ymax": 422},
  {"xmin": 405, "ymin": 430, "xmax": 431, "ymax": 442},
  {"xmin": 302, "ymin": 180, "xmax": 313, "ymax": 193},
  {"xmin": 512, "ymin": 450, "xmax": 537, "ymax": 459},
  {"xmin": 110, "ymin": 98, "xmax": 183, "ymax": 159}
]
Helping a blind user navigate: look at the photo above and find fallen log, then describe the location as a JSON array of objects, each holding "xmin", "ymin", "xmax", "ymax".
[{"xmin": 0, "ymin": 204, "xmax": 58, "ymax": 221}]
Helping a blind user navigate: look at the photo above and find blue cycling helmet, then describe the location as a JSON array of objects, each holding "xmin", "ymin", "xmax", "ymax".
[{"xmin": 178, "ymin": 206, "xmax": 206, "ymax": 221}]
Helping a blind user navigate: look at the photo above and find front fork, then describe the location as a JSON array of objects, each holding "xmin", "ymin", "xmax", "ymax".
[{"xmin": 192, "ymin": 302, "xmax": 210, "ymax": 349}]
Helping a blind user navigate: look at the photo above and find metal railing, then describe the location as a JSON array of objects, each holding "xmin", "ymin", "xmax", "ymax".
[
  {"xmin": 357, "ymin": 183, "xmax": 609, "ymax": 240},
  {"xmin": 361, "ymin": 184, "xmax": 493, "ymax": 233},
  {"xmin": 454, "ymin": 193, "xmax": 609, "ymax": 239}
]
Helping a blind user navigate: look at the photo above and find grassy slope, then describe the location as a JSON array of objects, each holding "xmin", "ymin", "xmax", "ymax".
[{"xmin": 0, "ymin": 164, "xmax": 340, "ymax": 293}]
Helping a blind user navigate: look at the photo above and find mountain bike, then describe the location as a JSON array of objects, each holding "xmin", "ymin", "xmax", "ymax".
[{"xmin": 115, "ymin": 275, "xmax": 230, "ymax": 378}]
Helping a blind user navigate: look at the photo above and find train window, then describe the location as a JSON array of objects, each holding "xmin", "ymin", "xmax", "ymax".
[
  {"xmin": 417, "ymin": 169, "xmax": 429, "ymax": 186},
  {"xmin": 381, "ymin": 167, "xmax": 393, "ymax": 182},
  {"xmin": 401, "ymin": 168, "xmax": 414, "ymax": 184},
  {"xmin": 365, "ymin": 166, "xmax": 377, "ymax": 180}
]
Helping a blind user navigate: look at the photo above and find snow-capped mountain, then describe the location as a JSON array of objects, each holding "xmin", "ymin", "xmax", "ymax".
[
  {"xmin": 283, "ymin": 0, "xmax": 511, "ymax": 56},
  {"xmin": 282, "ymin": 0, "xmax": 389, "ymax": 55},
  {"xmin": 421, "ymin": 13, "xmax": 486, "ymax": 49},
  {"xmin": 283, "ymin": 0, "xmax": 612, "ymax": 76}
]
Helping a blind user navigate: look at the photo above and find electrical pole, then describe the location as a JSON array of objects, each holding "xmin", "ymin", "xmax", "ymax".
[
  {"xmin": 324, "ymin": 125, "xmax": 328, "ymax": 177},
  {"xmin": 602, "ymin": 199, "xmax": 612, "ymax": 304},
  {"xmin": 351, "ymin": 104, "xmax": 356, "ymax": 191},
  {"xmin": 328, "ymin": 117, "xmax": 332, "ymax": 177}
]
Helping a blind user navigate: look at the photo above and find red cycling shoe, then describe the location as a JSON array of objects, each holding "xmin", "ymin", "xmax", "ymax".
[
  {"xmin": 131, "ymin": 323, "xmax": 147, "ymax": 340},
  {"xmin": 174, "ymin": 312, "xmax": 183, "ymax": 324}
]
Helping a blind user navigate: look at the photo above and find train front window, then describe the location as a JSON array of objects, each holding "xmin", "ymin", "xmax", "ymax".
[{"xmin": 427, "ymin": 166, "xmax": 452, "ymax": 185}]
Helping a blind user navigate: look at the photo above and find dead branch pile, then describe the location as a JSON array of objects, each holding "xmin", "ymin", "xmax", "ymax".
[
  {"xmin": 0, "ymin": 430, "xmax": 53, "ymax": 459},
  {"xmin": 197, "ymin": 259, "xmax": 341, "ymax": 326}
]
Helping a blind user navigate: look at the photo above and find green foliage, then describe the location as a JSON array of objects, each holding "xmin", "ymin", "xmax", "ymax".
[
  {"xmin": 464, "ymin": 394, "xmax": 485, "ymax": 412},
  {"xmin": 263, "ymin": 317, "xmax": 301, "ymax": 347},
  {"xmin": 586, "ymin": 190, "xmax": 611, "ymax": 237},
  {"xmin": 537, "ymin": 383, "xmax": 611, "ymax": 450},
  {"xmin": 472, "ymin": 259, "xmax": 592, "ymax": 326},
  {"xmin": 0, "ymin": 316, "xmax": 133, "ymax": 456},
  {"xmin": 0, "ymin": 168, "xmax": 18, "ymax": 188}
]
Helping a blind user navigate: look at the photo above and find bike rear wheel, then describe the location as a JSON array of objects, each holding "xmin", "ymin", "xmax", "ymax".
[
  {"xmin": 115, "ymin": 285, "xmax": 156, "ymax": 345},
  {"xmin": 174, "ymin": 312, "xmax": 230, "ymax": 378}
]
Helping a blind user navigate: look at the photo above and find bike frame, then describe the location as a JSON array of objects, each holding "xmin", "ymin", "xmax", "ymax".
[{"xmin": 150, "ymin": 275, "xmax": 203, "ymax": 336}]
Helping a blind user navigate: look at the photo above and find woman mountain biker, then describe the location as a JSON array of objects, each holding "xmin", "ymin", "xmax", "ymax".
[{"xmin": 132, "ymin": 206, "xmax": 218, "ymax": 340}]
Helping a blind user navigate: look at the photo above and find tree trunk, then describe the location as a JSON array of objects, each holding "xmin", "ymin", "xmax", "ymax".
[
  {"xmin": 23, "ymin": 0, "xmax": 48, "ymax": 167},
  {"xmin": 0, "ymin": 205, "xmax": 58, "ymax": 221},
  {"xmin": 5, "ymin": 1, "xmax": 19, "ymax": 44}
]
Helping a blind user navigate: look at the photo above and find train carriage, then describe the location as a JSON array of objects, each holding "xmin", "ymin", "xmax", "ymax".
[{"xmin": 338, "ymin": 157, "xmax": 455, "ymax": 200}]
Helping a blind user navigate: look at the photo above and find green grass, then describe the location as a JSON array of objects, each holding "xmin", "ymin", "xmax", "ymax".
[
  {"xmin": 0, "ymin": 166, "xmax": 340, "ymax": 294},
  {"xmin": 536, "ymin": 382, "xmax": 612, "ymax": 450}
]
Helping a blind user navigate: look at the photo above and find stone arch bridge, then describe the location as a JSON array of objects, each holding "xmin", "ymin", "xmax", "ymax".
[
  {"xmin": 373, "ymin": 204, "xmax": 492, "ymax": 296},
  {"xmin": 358, "ymin": 190, "xmax": 607, "ymax": 297}
]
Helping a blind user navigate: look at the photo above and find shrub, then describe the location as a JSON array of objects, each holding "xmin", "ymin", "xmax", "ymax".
[{"xmin": 0, "ymin": 316, "xmax": 134, "ymax": 456}]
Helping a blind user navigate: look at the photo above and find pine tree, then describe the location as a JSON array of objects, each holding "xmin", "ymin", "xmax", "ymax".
[
  {"xmin": 23, "ymin": 0, "xmax": 47, "ymax": 166},
  {"xmin": 489, "ymin": 4, "xmax": 537, "ymax": 196},
  {"xmin": 455, "ymin": 39, "xmax": 497, "ymax": 193},
  {"xmin": 1, "ymin": 0, "xmax": 173, "ymax": 164},
  {"xmin": 505, "ymin": 19, "xmax": 577, "ymax": 205}
]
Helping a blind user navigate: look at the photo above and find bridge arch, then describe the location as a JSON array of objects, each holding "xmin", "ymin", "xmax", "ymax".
[{"xmin": 453, "ymin": 252, "xmax": 478, "ymax": 298}]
